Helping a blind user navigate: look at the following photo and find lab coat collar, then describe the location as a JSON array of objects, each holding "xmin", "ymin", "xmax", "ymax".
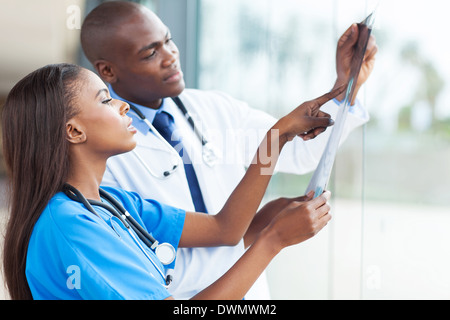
[{"xmin": 108, "ymin": 84, "xmax": 179, "ymax": 127}]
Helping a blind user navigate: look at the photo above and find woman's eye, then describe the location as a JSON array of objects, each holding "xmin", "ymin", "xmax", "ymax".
[{"xmin": 102, "ymin": 98, "xmax": 113, "ymax": 105}]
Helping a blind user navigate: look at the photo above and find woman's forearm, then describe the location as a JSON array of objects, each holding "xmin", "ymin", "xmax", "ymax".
[
  {"xmin": 210, "ymin": 88, "xmax": 342, "ymax": 246},
  {"xmin": 179, "ymin": 126, "xmax": 287, "ymax": 247},
  {"xmin": 191, "ymin": 227, "xmax": 280, "ymax": 300},
  {"xmin": 213, "ymin": 127, "xmax": 288, "ymax": 244},
  {"xmin": 190, "ymin": 191, "xmax": 332, "ymax": 300},
  {"xmin": 179, "ymin": 87, "xmax": 342, "ymax": 248}
]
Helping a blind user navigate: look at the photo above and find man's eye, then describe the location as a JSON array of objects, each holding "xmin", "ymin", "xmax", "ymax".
[{"xmin": 144, "ymin": 51, "xmax": 157, "ymax": 59}]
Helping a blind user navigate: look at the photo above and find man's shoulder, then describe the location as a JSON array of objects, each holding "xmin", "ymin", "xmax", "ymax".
[
  {"xmin": 181, "ymin": 88, "xmax": 233, "ymax": 102},
  {"xmin": 179, "ymin": 88, "xmax": 248, "ymax": 114}
]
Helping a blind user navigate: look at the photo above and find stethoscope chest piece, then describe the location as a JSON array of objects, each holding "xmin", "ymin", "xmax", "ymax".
[
  {"xmin": 202, "ymin": 142, "xmax": 219, "ymax": 167},
  {"xmin": 155, "ymin": 243, "xmax": 176, "ymax": 265}
]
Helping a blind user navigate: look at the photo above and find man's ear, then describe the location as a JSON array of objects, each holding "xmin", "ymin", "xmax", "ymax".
[
  {"xmin": 66, "ymin": 119, "xmax": 86, "ymax": 144},
  {"xmin": 95, "ymin": 60, "xmax": 117, "ymax": 84}
]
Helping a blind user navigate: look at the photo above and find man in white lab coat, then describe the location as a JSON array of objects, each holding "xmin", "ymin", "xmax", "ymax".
[{"xmin": 80, "ymin": 1, "xmax": 377, "ymax": 299}]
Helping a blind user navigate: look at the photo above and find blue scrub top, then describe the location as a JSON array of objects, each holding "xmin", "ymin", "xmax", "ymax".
[{"xmin": 26, "ymin": 186, "xmax": 186, "ymax": 300}]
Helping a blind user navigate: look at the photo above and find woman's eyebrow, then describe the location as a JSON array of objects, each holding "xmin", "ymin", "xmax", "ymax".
[{"xmin": 95, "ymin": 88, "xmax": 108, "ymax": 98}]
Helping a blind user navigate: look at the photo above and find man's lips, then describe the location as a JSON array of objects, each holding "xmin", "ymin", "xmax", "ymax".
[{"xmin": 164, "ymin": 69, "xmax": 183, "ymax": 83}]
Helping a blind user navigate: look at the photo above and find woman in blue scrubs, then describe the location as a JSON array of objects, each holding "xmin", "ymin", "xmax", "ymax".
[{"xmin": 2, "ymin": 63, "xmax": 340, "ymax": 300}]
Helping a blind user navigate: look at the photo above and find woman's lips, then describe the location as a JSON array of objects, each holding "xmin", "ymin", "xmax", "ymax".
[{"xmin": 127, "ymin": 120, "xmax": 137, "ymax": 133}]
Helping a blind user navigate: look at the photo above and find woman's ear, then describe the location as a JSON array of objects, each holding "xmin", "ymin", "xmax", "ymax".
[
  {"xmin": 66, "ymin": 119, "xmax": 86, "ymax": 144},
  {"xmin": 95, "ymin": 60, "xmax": 117, "ymax": 84}
]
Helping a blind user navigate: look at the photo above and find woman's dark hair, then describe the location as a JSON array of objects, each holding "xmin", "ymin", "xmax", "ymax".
[{"xmin": 2, "ymin": 63, "xmax": 83, "ymax": 299}]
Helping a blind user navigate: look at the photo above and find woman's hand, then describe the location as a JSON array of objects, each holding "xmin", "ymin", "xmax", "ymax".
[
  {"xmin": 264, "ymin": 191, "xmax": 332, "ymax": 251},
  {"xmin": 244, "ymin": 191, "xmax": 315, "ymax": 248},
  {"xmin": 190, "ymin": 191, "xmax": 332, "ymax": 300},
  {"xmin": 275, "ymin": 86, "xmax": 346, "ymax": 143}
]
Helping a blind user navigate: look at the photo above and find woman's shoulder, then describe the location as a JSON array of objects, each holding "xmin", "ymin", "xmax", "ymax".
[{"xmin": 36, "ymin": 191, "xmax": 93, "ymax": 229}]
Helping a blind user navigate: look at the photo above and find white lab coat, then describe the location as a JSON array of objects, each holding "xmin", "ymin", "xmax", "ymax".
[{"xmin": 102, "ymin": 88, "xmax": 369, "ymax": 300}]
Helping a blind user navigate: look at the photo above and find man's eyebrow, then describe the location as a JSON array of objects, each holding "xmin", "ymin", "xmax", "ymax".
[
  {"xmin": 138, "ymin": 30, "xmax": 170, "ymax": 54},
  {"xmin": 95, "ymin": 88, "xmax": 108, "ymax": 98}
]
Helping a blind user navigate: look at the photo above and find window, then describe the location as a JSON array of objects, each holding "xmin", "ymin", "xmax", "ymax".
[{"xmin": 197, "ymin": 0, "xmax": 450, "ymax": 299}]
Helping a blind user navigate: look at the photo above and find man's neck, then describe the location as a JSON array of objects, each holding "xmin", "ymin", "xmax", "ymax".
[{"xmin": 109, "ymin": 84, "xmax": 164, "ymax": 110}]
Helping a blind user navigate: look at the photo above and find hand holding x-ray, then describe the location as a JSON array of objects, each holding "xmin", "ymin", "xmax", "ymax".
[{"xmin": 306, "ymin": 12, "xmax": 376, "ymax": 198}]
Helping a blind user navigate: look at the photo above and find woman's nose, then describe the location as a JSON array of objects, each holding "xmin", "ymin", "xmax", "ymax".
[{"xmin": 120, "ymin": 101, "xmax": 130, "ymax": 115}]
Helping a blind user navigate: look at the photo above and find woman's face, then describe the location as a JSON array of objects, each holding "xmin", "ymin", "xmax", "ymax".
[{"xmin": 69, "ymin": 69, "xmax": 137, "ymax": 158}]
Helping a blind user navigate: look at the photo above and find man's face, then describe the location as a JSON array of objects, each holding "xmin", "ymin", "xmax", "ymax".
[{"xmin": 108, "ymin": 9, "xmax": 185, "ymax": 108}]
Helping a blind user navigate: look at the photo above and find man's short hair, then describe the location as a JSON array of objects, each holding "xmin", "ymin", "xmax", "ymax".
[{"xmin": 80, "ymin": 1, "xmax": 143, "ymax": 63}]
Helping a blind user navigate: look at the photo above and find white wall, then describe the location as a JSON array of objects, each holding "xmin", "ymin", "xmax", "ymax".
[{"xmin": 0, "ymin": 0, "xmax": 84, "ymax": 95}]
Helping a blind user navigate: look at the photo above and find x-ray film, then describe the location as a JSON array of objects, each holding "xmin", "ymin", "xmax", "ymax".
[{"xmin": 306, "ymin": 12, "xmax": 375, "ymax": 198}]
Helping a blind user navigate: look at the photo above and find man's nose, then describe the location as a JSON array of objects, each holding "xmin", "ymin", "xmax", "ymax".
[{"xmin": 161, "ymin": 45, "xmax": 178, "ymax": 68}]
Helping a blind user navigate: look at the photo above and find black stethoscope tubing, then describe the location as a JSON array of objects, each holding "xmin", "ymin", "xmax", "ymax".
[
  {"xmin": 63, "ymin": 184, "xmax": 175, "ymax": 286},
  {"xmin": 172, "ymin": 97, "xmax": 209, "ymax": 147},
  {"xmin": 129, "ymin": 96, "xmax": 219, "ymax": 171},
  {"xmin": 129, "ymin": 96, "xmax": 209, "ymax": 148},
  {"xmin": 63, "ymin": 184, "xmax": 158, "ymax": 250}
]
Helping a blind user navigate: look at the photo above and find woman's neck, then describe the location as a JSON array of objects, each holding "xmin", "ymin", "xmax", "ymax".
[{"xmin": 66, "ymin": 154, "xmax": 107, "ymax": 201}]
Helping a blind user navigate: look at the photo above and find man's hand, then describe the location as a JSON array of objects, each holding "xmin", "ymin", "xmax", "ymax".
[{"xmin": 333, "ymin": 23, "xmax": 378, "ymax": 104}]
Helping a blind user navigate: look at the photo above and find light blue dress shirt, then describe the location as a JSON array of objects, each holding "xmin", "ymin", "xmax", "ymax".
[{"xmin": 109, "ymin": 84, "xmax": 176, "ymax": 124}]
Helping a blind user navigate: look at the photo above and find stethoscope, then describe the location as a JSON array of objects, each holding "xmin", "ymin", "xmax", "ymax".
[
  {"xmin": 129, "ymin": 97, "xmax": 219, "ymax": 180},
  {"xmin": 63, "ymin": 183, "xmax": 176, "ymax": 287}
]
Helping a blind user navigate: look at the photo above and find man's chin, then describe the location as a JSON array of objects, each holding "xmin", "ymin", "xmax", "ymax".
[{"xmin": 169, "ymin": 80, "xmax": 186, "ymax": 97}]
